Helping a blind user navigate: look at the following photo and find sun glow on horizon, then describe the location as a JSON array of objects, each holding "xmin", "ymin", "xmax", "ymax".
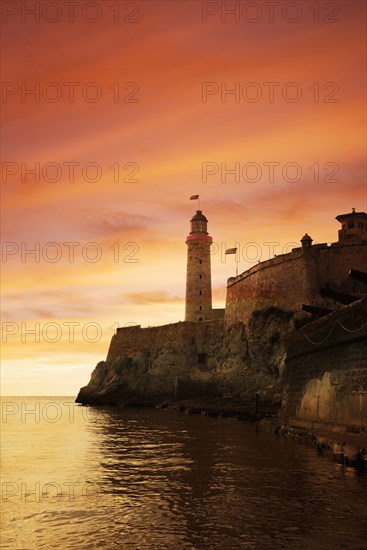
[{"xmin": 1, "ymin": 0, "xmax": 366, "ymax": 395}]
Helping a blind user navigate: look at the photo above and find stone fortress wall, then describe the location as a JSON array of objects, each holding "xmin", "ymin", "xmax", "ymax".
[
  {"xmin": 107, "ymin": 210, "xmax": 367, "ymax": 376},
  {"xmin": 225, "ymin": 240, "xmax": 367, "ymax": 325},
  {"xmin": 283, "ymin": 298, "xmax": 367, "ymax": 429},
  {"xmin": 106, "ymin": 320, "xmax": 224, "ymax": 365},
  {"xmin": 223, "ymin": 210, "xmax": 367, "ymax": 428},
  {"xmin": 79, "ymin": 209, "xmax": 367, "ymax": 430}
]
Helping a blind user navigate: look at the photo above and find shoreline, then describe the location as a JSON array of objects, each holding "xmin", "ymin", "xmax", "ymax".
[
  {"xmin": 259, "ymin": 419, "xmax": 367, "ymax": 470},
  {"xmin": 174, "ymin": 404, "xmax": 367, "ymax": 470},
  {"xmin": 78, "ymin": 398, "xmax": 367, "ymax": 470}
]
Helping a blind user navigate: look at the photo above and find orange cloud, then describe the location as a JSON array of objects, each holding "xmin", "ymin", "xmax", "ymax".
[{"xmin": 1, "ymin": 0, "xmax": 365, "ymax": 394}]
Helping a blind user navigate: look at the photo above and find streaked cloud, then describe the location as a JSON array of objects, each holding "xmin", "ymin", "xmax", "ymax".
[
  {"xmin": 1, "ymin": 0, "xmax": 365, "ymax": 394},
  {"xmin": 125, "ymin": 291, "xmax": 183, "ymax": 305}
]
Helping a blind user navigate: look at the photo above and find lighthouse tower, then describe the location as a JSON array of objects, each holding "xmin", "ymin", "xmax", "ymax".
[{"xmin": 185, "ymin": 210, "xmax": 213, "ymax": 322}]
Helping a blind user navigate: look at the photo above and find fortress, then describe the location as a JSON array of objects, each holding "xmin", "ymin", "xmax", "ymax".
[
  {"xmin": 77, "ymin": 207, "xmax": 367, "ymax": 431},
  {"xmin": 183, "ymin": 206, "xmax": 367, "ymax": 325},
  {"xmin": 226, "ymin": 208, "xmax": 367, "ymax": 325}
]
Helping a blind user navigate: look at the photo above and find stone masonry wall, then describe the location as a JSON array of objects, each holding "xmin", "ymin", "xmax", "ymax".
[
  {"xmin": 282, "ymin": 299, "xmax": 367, "ymax": 429},
  {"xmin": 225, "ymin": 250, "xmax": 308, "ymax": 325},
  {"xmin": 106, "ymin": 320, "xmax": 224, "ymax": 365},
  {"xmin": 316, "ymin": 242, "xmax": 367, "ymax": 294},
  {"xmin": 185, "ymin": 237, "xmax": 212, "ymax": 322},
  {"xmin": 76, "ymin": 311, "xmax": 292, "ymax": 408},
  {"xmin": 225, "ymin": 241, "xmax": 367, "ymax": 325}
]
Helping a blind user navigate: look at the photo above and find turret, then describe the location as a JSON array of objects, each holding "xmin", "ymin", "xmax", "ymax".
[
  {"xmin": 336, "ymin": 208, "xmax": 367, "ymax": 242},
  {"xmin": 301, "ymin": 233, "xmax": 313, "ymax": 251}
]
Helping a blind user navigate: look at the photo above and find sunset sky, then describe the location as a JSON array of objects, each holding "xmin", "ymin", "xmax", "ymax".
[{"xmin": 1, "ymin": 0, "xmax": 366, "ymax": 395}]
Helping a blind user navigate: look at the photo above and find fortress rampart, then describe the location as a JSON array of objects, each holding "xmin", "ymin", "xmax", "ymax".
[
  {"xmin": 282, "ymin": 298, "xmax": 367, "ymax": 429},
  {"xmin": 225, "ymin": 240, "xmax": 367, "ymax": 325},
  {"xmin": 77, "ymin": 209, "xmax": 367, "ymax": 435},
  {"xmin": 106, "ymin": 319, "xmax": 224, "ymax": 365}
]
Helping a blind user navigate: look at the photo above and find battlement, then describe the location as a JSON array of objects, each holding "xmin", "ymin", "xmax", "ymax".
[
  {"xmin": 227, "ymin": 247, "xmax": 304, "ymax": 288},
  {"xmin": 227, "ymin": 239, "xmax": 366, "ymax": 288}
]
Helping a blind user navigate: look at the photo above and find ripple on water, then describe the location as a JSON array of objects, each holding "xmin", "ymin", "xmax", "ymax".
[{"xmin": 2, "ymin": 402, "xmax": 367, "ymax": 549}]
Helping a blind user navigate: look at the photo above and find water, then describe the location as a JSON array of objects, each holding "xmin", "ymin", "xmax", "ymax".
[{"xmin": 1, "ymin": 398, "xmax": 366, "ymax": 550}]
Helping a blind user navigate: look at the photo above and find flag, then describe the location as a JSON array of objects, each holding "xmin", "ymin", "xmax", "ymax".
[
  {"xmin": 225, "ymin": 248, "xmax": 237, "ymax": 254},
  {"xmin": 190, "ymin": 195, "xmax": 199, "ymax": 200}
]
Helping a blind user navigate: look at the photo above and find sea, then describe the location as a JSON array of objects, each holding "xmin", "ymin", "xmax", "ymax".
[{"xmin": 1, "ymin": 397, "xmax": 367, "ymax": 550}]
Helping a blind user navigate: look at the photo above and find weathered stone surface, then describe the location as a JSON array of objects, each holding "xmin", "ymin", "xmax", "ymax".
[
  {"xmin": 282, "ymin": 298, "xmax": 367, "ymax": 430},
  {"xmin": 76, "ymin": 222, "xmax": 367, "ymax": 435},
  {"xmin": 76, "ymin": 298, "xmax": 367, "ymax": 435},
  {"xmin": 76, "ymin": 308, "xmax": 296, "ymax": 411},
  {"xmin": 225, "ymin": 241, "xmax": 367, "ymax": 325}
]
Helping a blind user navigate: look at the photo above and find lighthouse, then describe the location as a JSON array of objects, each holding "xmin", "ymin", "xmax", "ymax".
[{"xmin": 185, "ymin": 210, "xmax": 213, "ymax": 322}]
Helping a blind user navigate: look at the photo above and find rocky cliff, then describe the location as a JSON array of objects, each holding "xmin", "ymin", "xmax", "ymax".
[{"xmin": 76, "ymin": 307, "xmax": 303, "ymax": 414}]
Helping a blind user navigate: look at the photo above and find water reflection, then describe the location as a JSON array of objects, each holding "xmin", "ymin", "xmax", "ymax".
[
  {"xmin": 84, "ymin": 407, "xmax": 367, "ymax": 549},
  {"xmin": 2, "ymin": 400, "xmax": 366, "ymax": 549}
]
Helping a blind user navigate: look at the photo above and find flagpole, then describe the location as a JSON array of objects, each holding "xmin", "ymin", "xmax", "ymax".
[
  {"xmin": 225, "ymin": 247, "xmax": 239, "ymax": 277},
  {"xmin": 235, "ymin": 241, "xmax": 240, "ymax": 277},
  {"xmin": 189, "ymin": 195, "xmax": 200, "ymax": 209}
]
